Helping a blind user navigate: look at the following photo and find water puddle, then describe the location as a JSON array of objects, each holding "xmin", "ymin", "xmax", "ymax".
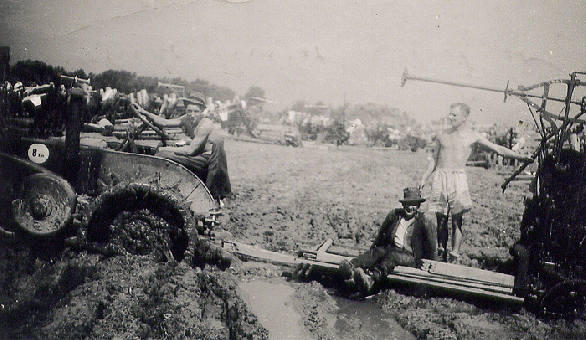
[
  {"xmin": 330, "ymin": 295, "xmax": 416, "ymax": 340},
  {"xmin": 239, "ymin": 277, "xmax": 415, "ymax": 340},
  {"xmin": 239, "ymin": 278, "xmax": 304, "ymax": 340}
]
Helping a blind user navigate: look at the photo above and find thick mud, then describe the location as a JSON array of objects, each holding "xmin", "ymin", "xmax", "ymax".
[
  {"xmin": 0, "ymin": 239, "xmax": 269, "ymax": 340},
  {"xmin": 221, "ymin": 138, "xmax": 586, "ymax": 339},
  {"xmin": 1, "ymin": 136, "xmax": 585, "ymax": 339}
]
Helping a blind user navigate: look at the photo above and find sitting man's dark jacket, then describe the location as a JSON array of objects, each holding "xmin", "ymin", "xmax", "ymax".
[{"xmin": 350, "ymin": 208, "xmax": 437, "ymax": 278}]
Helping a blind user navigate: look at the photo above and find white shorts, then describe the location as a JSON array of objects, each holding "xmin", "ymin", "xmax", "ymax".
[{"xmin": 427, "ymin": 169, "xmax": 473, "ymax": 215}]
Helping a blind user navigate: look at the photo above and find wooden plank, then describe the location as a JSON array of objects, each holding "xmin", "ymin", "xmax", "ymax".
[
  {"xmin": 313, "ymin": 251, "xmax": 353, "ymax": 264},
  {"xmin": 306, "ymin": 239, "xmax": 354, "ymax": 263},
  {"xmin": 221, "ymin": 240, "xmax": 339, "ymax": 269},
  {"xmin": 316, "ymin": 239, "xmax": 334, "ymax": 252},
  {"xmin": 298, "ymin": 249, "xmax": 355, "ymax": 264},
  {"xmin": 386, "ymin": 272, "xmax": 524, "ymax": 305},
  {"xmin": 421, "ymin": 260, "xmax": 515, "ymax": 287},
  {"xmin": 424, "ymin": 272, "xmax": 513, "ymax": 289},
  {"xmin": 325, "ymin": 245, "xmax": 364, "ymax": 257},
  {"xmin": 299, "ymin": 242, "xmax": 364, "ymax": 259},
  {"xmin": 300, "ymin": 246, "xmax": 514, "ymax": 288},
  {"xmin": 209, "ymin": 238, "xmax": 522, "ymax": 303},
  {"xmin": 391, "ymin": 267, "xmax": 513, "ymax": 295}
]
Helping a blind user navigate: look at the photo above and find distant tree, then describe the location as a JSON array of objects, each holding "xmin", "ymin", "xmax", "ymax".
[
  {"xmin": 91, "ymin": 70, "xmax": 136, "ymax": 93},
  {"xmin": 154, "ymin": 76, "xmax": 236, "ymax": 102},
  {"xmin": 244, "ymin": 86, "xmax": 266, "ymax": 107},
  {"xmin": 170, "ymin": 77, "xmax": 188, "ymax": 87},
  {"xmin": 291, "ymin": 100, "xmax": 306, "ymax": 112},
  {"xmin": 11, "ymin": 60, "xmax": 60, "ymax": 85},
  {"xmin": 54, "ymin": 65, "xmax": 67, "ymax": 77},
  {"xmin": 208, "ymin": 84, "xmax": 236, "ymax": 102},
  {"xmin": 133, "ymin": 76, "xmax": 159, "ymax": 93},
  {"xmin": 70, "ymin": 68, "xmax": 88, "ymax": 79},
  {"xmin": 186, "ymin": 78, "xmax": 210, "ymax": 98}
]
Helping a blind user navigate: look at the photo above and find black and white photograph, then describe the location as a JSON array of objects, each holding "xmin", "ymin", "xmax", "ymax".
[{"xmin": 1, "ymin": 0, "xmax": 585, "ymax": 339}]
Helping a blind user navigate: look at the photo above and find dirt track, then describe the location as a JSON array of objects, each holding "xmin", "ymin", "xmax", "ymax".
[{"xmin": 1, "ymin": 136, "xmax": 585, "ymax": 339}]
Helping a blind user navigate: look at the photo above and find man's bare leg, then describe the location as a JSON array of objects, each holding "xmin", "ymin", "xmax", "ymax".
[
  {"xmin": 450, "ymin": 212, "xmax": 464, "ymax": 261},
  {"xmin": 436, "ymin": 213, "xmax": 449, "ymax": 262}
]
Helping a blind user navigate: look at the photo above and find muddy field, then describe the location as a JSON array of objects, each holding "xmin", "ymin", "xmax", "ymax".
[
  {"xmin": 1, "ymin": 135, "xmax": 585, "ymax": 339},
  {"xmin": 221, "ymin": 137, "xmax": 585, "ymax": 339}
]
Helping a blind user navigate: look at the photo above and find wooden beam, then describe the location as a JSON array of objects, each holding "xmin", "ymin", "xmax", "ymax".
[
  {"xmin": 386, "ymin": 272, "xmax": 524, "ymax": 305},
  {"xmin": 421, "ymin": 260, "xmax": 515, "ymax": 287},
  {"xmin": 392, "ymin": 267, "xmax": 513, "ymax": 294}
]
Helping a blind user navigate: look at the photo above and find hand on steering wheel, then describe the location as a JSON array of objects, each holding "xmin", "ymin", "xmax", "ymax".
[{"xmin": 129, "ymin": 103, "xmax": 169, "ymax": 146}]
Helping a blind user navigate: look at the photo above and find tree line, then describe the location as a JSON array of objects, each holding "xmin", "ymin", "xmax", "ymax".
[
  {"xmin": 7, "ymin": 59, "xmax": 239, "ymax": 103},
  {"xmin": 7, "ymin": 59, "xmax": 414, "ymax": 127}
]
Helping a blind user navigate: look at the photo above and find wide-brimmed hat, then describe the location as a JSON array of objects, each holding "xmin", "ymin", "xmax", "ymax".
[{"xmin": 399, "ymin": 187, "xmax": 426, "ymax": 204}]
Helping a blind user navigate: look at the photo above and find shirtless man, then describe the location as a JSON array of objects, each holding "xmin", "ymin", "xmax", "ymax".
[
  {"xmin": 419, "ymin": 103, "xmax": 532, "ymax": 262},
  {"xmin": 140, "ymin": 94, "xmax": 231, "ymax": 203}
]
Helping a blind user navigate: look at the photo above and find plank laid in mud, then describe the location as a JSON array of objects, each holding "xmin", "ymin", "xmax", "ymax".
[
  {"xmin": 220, "ymin": 240, "xmax": 339, "ymax": 269},
  {"xmin": 386, "ymin": 269, "xmax": 524, "ymax": 305},
  {"xmin": 391, "ymin": 266, "xmax": 513, "ymax": 295},
  {"xmin": 304, "ymin": 241, "xmax": 515, "ymax": 285},
  {"xmin": 325, "ymin": 245, "xmax": 363, "ymax": 257},
  {"xmin": 212, "ymin": 237, "xmax": 523, "ymax": 304},
  {"xmin": 295, "ymin": 240, "xmax": 522, "ymax": 303},
  {"xmin": 421, "ymin": 260, "xmax": 515, "ymax": 287}
]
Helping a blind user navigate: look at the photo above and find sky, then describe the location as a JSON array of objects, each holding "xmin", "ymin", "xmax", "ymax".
[{"xmin": 2, "ymin": 0, "xmax": 585, "ymax": 125}]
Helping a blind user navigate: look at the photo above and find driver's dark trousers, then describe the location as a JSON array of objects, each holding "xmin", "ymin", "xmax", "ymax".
[{"xmin": 157, "ymin": 138, "xmax": 231, "ymax": 200}]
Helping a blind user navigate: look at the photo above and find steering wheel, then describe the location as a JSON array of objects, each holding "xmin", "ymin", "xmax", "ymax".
[{"xmin": 129, "ymin": 103, "xmax": 168, "ymax": 146}]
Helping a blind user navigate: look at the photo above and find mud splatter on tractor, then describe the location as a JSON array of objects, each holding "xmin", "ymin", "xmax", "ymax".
[{"xmin": 0, "ymin": 50, "xmax": 219, "ymax": 265}]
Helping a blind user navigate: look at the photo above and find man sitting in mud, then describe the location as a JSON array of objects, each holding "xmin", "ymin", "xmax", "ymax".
[
  {"xmin": 139, "ymin": 93, "xmax": 231, "ymax": 205},
  {"xmin": 338, "ymin": 187, "xmax": 437, "ymax": 295}
]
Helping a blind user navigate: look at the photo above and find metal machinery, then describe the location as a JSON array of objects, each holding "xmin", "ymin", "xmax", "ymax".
[
  {"xmin": 0, "ymin": 48, "xmax": 217, "ymax": 263},
  {"xmin": 402, "ymin": 69, "xmax": 586, "ymax": 318}
]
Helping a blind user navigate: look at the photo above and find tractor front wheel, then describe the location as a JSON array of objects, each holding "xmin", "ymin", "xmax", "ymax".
[{"xmin": 12, "ymin": 172, "xmax": 77, "ymax": 237}]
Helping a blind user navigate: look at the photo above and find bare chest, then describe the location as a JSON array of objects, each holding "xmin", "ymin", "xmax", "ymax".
[
  {"xmin": 436, "ymin": 131, "xmax": 477, "ymax": 167},
  {"xmin": 438, "ymin": 132, "xmax": 475, "ymax": 151}
]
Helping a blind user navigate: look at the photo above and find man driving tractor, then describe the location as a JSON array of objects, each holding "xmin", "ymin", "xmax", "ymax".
[{"xmin": 139, "ymin": 93, "xmax": 231, "ymax": 206}]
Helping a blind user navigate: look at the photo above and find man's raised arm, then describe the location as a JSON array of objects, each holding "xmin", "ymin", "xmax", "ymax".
[
  {"xmin": 140, "ymin": 108, "xmax": 183, "ymax": 128},
  {"xmin": 477, "ymin": 136, "xmax": 532, "ymax": 162}
]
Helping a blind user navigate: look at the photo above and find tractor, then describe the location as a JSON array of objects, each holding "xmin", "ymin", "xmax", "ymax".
[{"xmin": 0, "ymin": 49, "xmax": 219, "ymax": 266}]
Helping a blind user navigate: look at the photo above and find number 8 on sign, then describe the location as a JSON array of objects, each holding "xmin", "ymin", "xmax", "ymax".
[{"xmin": 28, "ymin": 144, "xmax": 50, "ymax": 164}]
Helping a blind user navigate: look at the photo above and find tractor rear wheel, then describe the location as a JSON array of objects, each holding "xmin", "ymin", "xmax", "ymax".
[{"xmin": 85, "ymin": 183, "xmax": 193, "ymax": 262}]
